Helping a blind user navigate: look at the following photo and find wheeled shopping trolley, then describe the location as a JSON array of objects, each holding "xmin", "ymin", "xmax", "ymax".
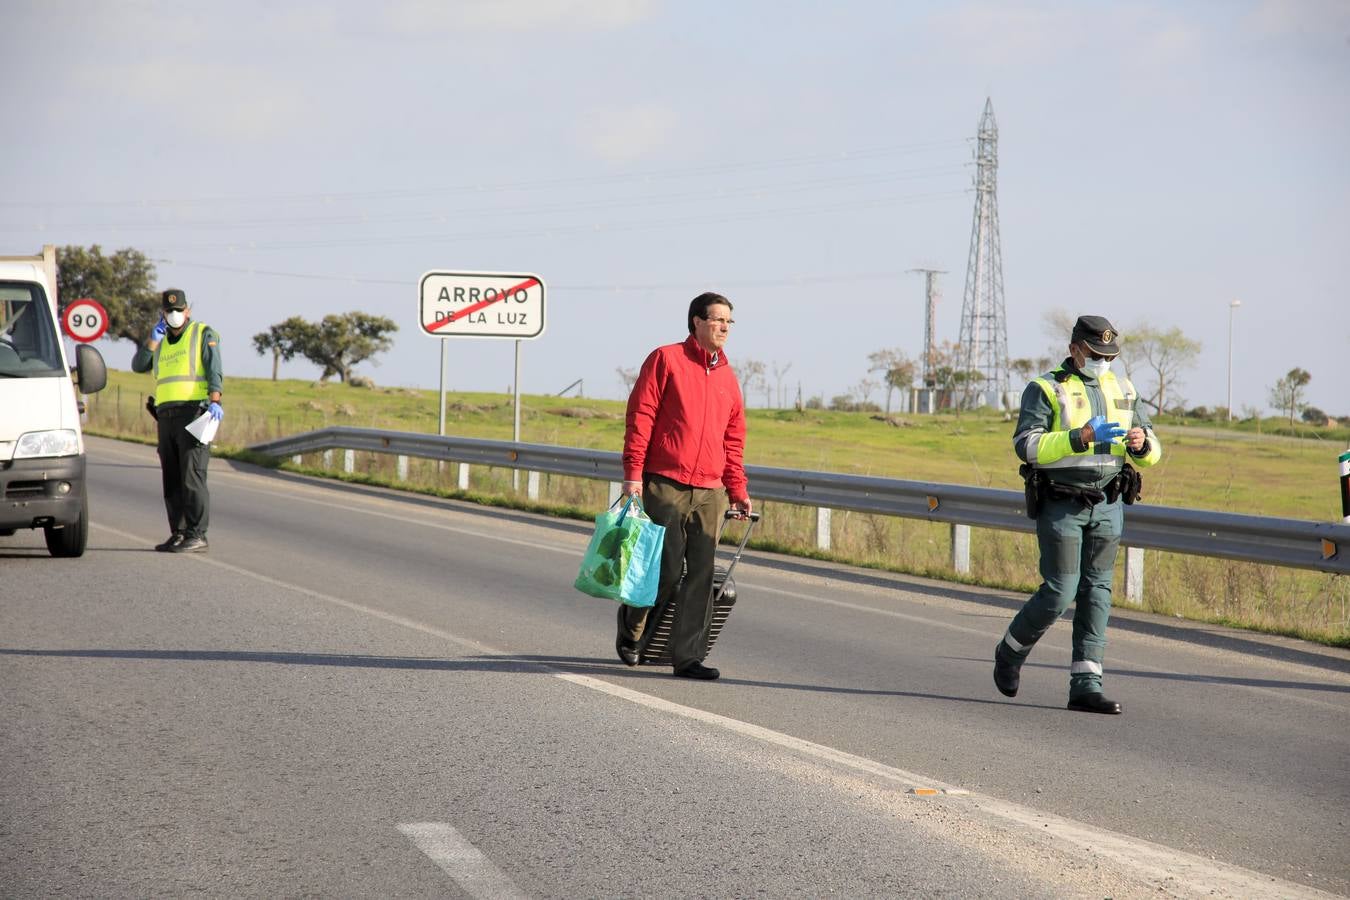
[{"xmin": 636, "ymin": 510, "xmax": 760, "ymax": 666}]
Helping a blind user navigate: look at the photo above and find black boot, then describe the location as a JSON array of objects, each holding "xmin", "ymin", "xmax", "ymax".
[
  {"xmin": 1067, "ymin": 693, "xmax": 1122, "ymax": 715},
  {"xmin": 993, "ymin": 642, "xmax": 1022, "ymax": 698}
]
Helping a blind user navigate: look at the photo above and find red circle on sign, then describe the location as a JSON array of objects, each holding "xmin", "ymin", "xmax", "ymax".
[{"xmin": 62, "ymin": 298, "xmax": 109, "ymax": 343}]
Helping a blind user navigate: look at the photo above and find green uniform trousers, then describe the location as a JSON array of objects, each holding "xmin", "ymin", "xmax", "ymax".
[
  {"xmin": 618, "ymin": 474, "xmax": 728, "ymax": 669},
  {"xmin": 1002, "ymin": 493, "xmax": 1123, "ymax": 697}
]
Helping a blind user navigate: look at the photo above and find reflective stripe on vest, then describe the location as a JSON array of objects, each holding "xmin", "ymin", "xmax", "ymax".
[
  {"xmin": 1032, "ymin": 370, "xmax": 1136, "ymax": 471},
  {"xmin": 153, "ymin": 321, "xmax": 209, "ymax": 404}
]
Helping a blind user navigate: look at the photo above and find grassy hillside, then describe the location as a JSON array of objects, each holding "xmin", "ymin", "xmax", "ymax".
[{"xmin": 86, "ymin": 369, "xmax": 1350, "ymax": 645}]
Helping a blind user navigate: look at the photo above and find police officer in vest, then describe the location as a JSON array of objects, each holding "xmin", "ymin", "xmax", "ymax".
[
  {"xmin": 131, "ymin": 288, "xmax": 223, "ymax": 553},
  {"xmin": 995, "ymin": 315, "xmax": 1162, "ymax": 714}
]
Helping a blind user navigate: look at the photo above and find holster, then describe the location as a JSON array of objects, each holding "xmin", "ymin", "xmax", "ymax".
[
  {"xmin": 1106, "ymin": 463, "xmax": 1143, "ymax": 505},
  {"xmin": 145, "ymin": 396, "xmax": 159, "ymax": 421},
  {"xmin": 1019, "ymin": 463, "xmax": 1042, "ymax": 519}
]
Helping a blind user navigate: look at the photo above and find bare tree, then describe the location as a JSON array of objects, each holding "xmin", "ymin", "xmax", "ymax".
[
  {"xmin": 1268, "ymin": 367, "xmax": 1312, "ymax": 426},
  {"xmin": 737, "ymin": 358, "xmax": 766, "ymax": 404},
  {"xmin": 1008, "ymin": 356, "xmax": 1052, "ymax": 385},
  {"xmin": 867, "ymin": 348, "xmax": 917, "ymax": 414},
  {"xmin": 770, "ymin": 360, "xmax": 793, "ymax": 408},
  {"xmin": 616, "ymin": 366, "xmax": 638, "ymax": 393},
  {"xmin": 1041, "ymin": 308, "xmax": 1077, "ymax": 356},
  {"xmin": 1120, "ymin": 324, "xmax": 1201, "ymax": 414},
  {"xmin": 854, "ymin": 378, "xmax": 880, "ymax": 407}
]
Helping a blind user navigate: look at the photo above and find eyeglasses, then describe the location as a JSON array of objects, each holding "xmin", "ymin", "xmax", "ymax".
[{"xmin": 702, "ymin": 316, "xmax": 734, "ymax": 327}]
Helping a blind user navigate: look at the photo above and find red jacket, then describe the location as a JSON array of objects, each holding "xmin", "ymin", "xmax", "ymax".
[{"xmin": 623, "ymin": 335, "xmax": 749, "ymax": 503}]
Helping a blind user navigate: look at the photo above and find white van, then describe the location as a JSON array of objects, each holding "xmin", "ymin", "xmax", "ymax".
[{"xmin": 0, "ymin": 245, "xmax": 107, "ymax": 556}]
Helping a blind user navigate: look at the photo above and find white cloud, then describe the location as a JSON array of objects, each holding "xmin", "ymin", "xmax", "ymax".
[
  {"xmin": 1244, "ymin": 0, "xmax": 1350, "ymax": 38},
  {"xmin": 573, "ymin": 102, "xmax": 681, "ymax": 164},
  {"xmin": 923, "ymin": 1, "xmax": 1204, "ymax": 68},
  {"xmin": 72, "ymin": 59, "xmax": 311, "ymax": 142},
  {"xmin": 383, "ymin": 0, "xmax": 657, "ymax": 34}
]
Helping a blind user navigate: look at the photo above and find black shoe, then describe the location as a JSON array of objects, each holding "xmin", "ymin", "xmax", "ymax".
[
  {"xmin": 171, "ymin": 534, "xmax": 208, "ymax": 553},
  {"xmin": 1067, "ymin": 693, "xmax": 1122, "ymax": 715},
  {"xmin": 993, "ymin": 643, "xmax": 1021, "ymax": 698},
  {"xmin": 673, "ymin": 661, "xmax": 719, "ymax": 680},
  {"xmin": 155, "ymin": 532, "xmax": 184, "ymax": 552}
]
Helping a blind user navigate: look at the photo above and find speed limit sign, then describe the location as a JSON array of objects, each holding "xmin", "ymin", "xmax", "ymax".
[{"xmin": 62, "ymin": 298, "xmax": 109, "ymax": 343}]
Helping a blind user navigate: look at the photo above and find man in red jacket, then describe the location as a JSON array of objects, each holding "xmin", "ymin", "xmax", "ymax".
[{"xmin": 615, "ymin": 292, "xmax": 753, "ymax": 680}]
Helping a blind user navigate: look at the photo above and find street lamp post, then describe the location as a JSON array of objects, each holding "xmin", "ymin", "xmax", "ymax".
[{"xmin": 1227, "ymin": 299, "xmax": 1242, "ymax": 421}]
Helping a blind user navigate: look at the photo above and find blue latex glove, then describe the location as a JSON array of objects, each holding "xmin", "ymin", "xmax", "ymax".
[
  {"xmin": 1085, "ymin": 414, "xmax": 1126, "ymax": 443},
  {"xmin": 151, "ymin": 318, "xmax": 168, "ymax": 341},
  {"xmin": 207, "ymin": 401, "xmax": 223, "ymax": 422}
]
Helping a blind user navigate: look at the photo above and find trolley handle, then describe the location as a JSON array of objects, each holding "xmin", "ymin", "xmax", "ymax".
[{"xmin": 714, "ymin": 509, "xmax": 759, "ymax": 590}]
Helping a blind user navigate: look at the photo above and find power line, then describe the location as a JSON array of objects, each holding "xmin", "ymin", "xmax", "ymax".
[
  {"xmin": 0, "ymin": 162, "xmax": 969, "ymax": 233},
  {"xmin": 134, "ymin": 187, "xmax": 969, "ymax": 254},
  {"xmin": 149, "ymin": 257, "xmax": 917, "ymax": 292},
  {"xmin": 0, "ymin": 138, "xmax": 969, "ymax": 210}
]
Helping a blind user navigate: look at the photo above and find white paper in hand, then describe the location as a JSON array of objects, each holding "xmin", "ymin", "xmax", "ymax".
[{"xmin": 186, "ymin": 410, "xmax": 219, "ymax": 445}]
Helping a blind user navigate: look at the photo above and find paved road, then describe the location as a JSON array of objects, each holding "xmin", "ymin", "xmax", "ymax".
[{"xmin": 2, "ymin": 436, "xmax": 1347, "ymax": 898}]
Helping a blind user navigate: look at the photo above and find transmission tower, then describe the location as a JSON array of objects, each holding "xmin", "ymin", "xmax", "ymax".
[
  {"xmin": 957, "ymin": 97, "xmax": 1010, "ymax": 408},
  {"xmin": 907, "ymin": 267, "xmax": 945, "ymax": 389}
]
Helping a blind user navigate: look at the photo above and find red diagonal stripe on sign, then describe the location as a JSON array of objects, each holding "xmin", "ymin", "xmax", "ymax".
[{"xmin": 430, "ymin": 277, "xmax": 539, "ymax": 332}]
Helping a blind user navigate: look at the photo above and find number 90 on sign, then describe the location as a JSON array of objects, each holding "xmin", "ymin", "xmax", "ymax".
[{"xmin": 62, "ymin": 298, "xmax": 110, "ymax": 343}]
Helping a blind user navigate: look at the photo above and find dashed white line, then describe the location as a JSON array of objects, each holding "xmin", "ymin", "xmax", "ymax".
[
  {"xmin": 397, "ymin": 822, "xmax": 530, "ymax": 899},
  {"xmin": 90, "ymin": 519, "xmax": 1339, "ymax": 899}
]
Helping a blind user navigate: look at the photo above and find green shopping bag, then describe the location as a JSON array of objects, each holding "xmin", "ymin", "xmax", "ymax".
[{"xmin": 573, "ymin": 495, "xmax": 665, "ymax": 607}]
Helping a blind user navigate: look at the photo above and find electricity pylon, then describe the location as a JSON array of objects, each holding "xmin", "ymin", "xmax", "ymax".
[
  {"xmin": 907, "ymin": 267, "xmax": 945, "ymax": 390},
  {"xmin": 957, "ymin": 97, "xmax": 1011, "ymax": 408}
]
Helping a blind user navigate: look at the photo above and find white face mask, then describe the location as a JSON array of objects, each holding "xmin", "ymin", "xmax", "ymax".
[
  {"xmin": 165, "ymin": 310, "xmax": 187, "ymax": 329},
  {"xmin": 1081, "ymin": 357, "xmax": 1112, "ymax": 378}
]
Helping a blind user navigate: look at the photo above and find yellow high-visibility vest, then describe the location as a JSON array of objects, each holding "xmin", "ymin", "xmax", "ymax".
[
  {"xmin": 1028, "ymin": 369, "xmax": 1162, "ymax": 470},
  {"xmin": 153, "ymin": 321, "xmax": 209, "ymax": 404}
]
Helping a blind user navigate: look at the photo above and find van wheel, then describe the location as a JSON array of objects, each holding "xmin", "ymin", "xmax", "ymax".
[{"xmin": 45, "ymin": 494, "xmax": 88, "ymax": 558}]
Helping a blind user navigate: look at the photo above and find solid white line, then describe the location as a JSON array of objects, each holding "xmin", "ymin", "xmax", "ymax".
[
  {"xmin": 397, "ymin": 822, "xmax": 530, "ymax": 899},
  {"xmin": 89, "ymin": 520, "xmax": 1337, "ymax": 899}
]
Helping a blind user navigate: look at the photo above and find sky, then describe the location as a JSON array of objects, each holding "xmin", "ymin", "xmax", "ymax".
[{"xmin": 4, "ymin": 0, "xmax": 1348, "ymax": 418}]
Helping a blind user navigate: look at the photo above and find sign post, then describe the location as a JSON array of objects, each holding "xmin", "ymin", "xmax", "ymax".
[{"xmin": 418, "ymin": 271, "xmax": 547, "ymax": 490}]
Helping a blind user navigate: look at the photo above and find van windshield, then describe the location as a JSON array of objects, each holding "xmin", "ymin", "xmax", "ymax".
[{"xmin": 0, "ymin": 282, "xmax": 65, "ymax": 377}]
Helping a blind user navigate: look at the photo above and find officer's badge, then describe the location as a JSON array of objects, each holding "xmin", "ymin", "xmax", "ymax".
[
  {"xmin": 1102, "ymin": 329, "xmax": 1114, "ymax": 343},
  {"xmin": 1075, "ymin": 396, "xmax": 1087, "ymax": 410}
]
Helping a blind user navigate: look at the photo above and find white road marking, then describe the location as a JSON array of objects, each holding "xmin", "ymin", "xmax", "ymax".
[
  {"xmin": 89, "ymin": 520, "xmax": 1339, "ymax": 899},
  {"xmin": 397, "ymin": 822, "xmax": 530, "ymax": 899}
]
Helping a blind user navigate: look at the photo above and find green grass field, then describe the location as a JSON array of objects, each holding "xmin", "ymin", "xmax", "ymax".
[{"xmin": 85, "ymin": 369, "xmax": 1350, "ymax": 646}]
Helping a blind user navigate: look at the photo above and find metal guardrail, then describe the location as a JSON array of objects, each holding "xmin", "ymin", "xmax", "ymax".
[{"xmin": 249, "ymin": 426, "xmax": 1349, "ymax": 576}]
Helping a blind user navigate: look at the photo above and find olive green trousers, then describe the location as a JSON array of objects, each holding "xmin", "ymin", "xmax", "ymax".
[
  {"xmin": 1001, "ymin": 493, "xmax": 1123, "ymax": 697},
  {"xmin": 618, "ymin": 474, "xmax": 728, "ymax": 668}
]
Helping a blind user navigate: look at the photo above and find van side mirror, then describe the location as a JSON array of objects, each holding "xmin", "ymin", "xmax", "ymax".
[{"xmin": 74, "ymin": 344, "xmax": 107, "ymax": 394}]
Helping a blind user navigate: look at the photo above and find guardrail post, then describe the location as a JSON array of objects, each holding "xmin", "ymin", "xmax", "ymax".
[
  {"xmin": 951, "ymin": 524, "xmax": 970, "ymax": 574},
  {"xmin": 816, "ymin": 508, "xmax": 831, "ymax": 551},
  {"xmin": 322, "ymin": 450, "xmax": 332, "ymax": 470},
  {"xmin": 608, "ymin": 482, "xmax": 622, "ymax": 507},
  {"xmin": 527, "ymin": 471, "xmax": 540, "ymax": 501},
  {"xmin": 1124, "ymin": 546, "xmax": 1144, "ymax": 604},
  {"xmin": 457, "ymin": 463, "xmax": 470, "ymax": 491},
  {"xmin": 343, "ymin": 449, "xmax": 354, "ymax": 474},
  {"xmin": 396, "ymin": 455, "xmax": 408, "ymax": 481}
]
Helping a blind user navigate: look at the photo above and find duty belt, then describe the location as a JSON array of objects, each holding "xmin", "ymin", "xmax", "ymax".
[{"xmin": 1044, "ymin": 481, "xmax": 1107, "ymax": 508}]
